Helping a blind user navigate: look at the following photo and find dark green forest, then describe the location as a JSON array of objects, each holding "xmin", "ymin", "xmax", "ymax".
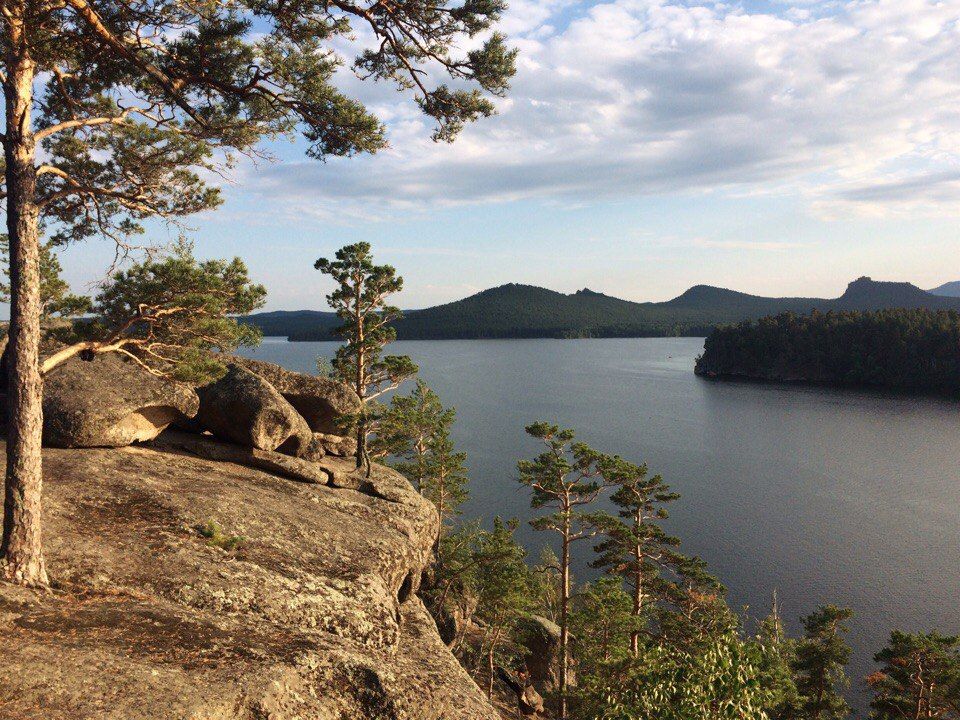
[
  {"xmin": 242, "ymin": 278, "xmax": 960, "ymax": 341},
  {"xmin": 695, "ymin": 308, "xmax": 960, "ymax": 396}
]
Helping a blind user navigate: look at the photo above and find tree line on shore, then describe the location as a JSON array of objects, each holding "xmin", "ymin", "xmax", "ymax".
[{"xmin": 695, "ymin": 309, "xmax": 960, "ymax": 396}]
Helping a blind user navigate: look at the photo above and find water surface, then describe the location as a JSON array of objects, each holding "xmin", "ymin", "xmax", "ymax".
[{"xmin": 240, "ymin": 337, "xmax": 960, "ymax": 705}]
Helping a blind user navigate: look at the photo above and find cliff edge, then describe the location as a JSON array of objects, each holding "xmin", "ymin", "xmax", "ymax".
[{"xmin": 0, "ymin": 434, "xmax": 499, "ymax": 719}]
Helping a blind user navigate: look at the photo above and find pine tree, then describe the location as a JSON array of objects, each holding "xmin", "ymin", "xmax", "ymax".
[
  {"xmin": 756, "ymin": 592, "xmax": 803, "ymax": 720},
  {"xmin": 472, "ymin": 517, "xmax": 532, "ymax": 699},
  {"xmin": 517, "ymin": 421, "xmax": 618, "ymax": 720},
  {"xmin": 315, "ymin": 243, "xmax": 418, "ymax": 473},
  {"xmin": 793, "ymin": 605, "xmax": 854, "ymax": 720},
  {"xmin": 374, "ymin": 380, "xmax": 451, "ymax": 491},
  {"xmin": 0, "ymin": 0, "xmax": 515, "ymax": 586},
  {"xmin": 591, "ymin": 458, "xmax": 718, "ymax": 656},
  {"xmin": 530, "ymin": 545, "xmax": 563, "ymax": 625},
  {"xmin": 569, "ymin": 576, "xmax": 637, "ymax": 675},
  {"xmin": 42, "ymin": 239, "xmax": 266, "ymax": 382},
  {"xmin": 422, "ymin": 423, "xmax": 469, "ymax": 534},
  {"xmin": 867, "ymin": 631, "xmax": 960, "ymax": 720},
  {"xmin": 0, "ymin": 236, "xmax": 91, "ymax": 319}
]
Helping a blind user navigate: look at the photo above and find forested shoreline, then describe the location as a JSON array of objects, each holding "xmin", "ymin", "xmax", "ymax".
[{"xmin": 695, "ymin": 309, "xmax": 960, "ymax": 397}]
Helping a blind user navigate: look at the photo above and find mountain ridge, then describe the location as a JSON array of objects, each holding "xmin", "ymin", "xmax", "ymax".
[
  {"xmin": 929, "ymin": 280, "xmax": 960, "ymax": 297},
  {"xmin": 241, "ymin": 277, "xmax": 960, "ymax": 341}
]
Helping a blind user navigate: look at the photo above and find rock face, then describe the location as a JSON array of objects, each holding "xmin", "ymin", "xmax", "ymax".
[
  {"xmin": 194, "ymin": 364, "xmax": 312, "ymax": 454},
  {"xmin": 42, "ymin": 353, "xmax": 199, "ymax": 448},
  {"xmin": 517, "ymin": 615, "xmax": 564, "ymax": 693},
  {"xmin": 233, "ymin": 356, "xmax": 360, "ymax": 434},
  {"xmin": 301, "ymin": 432, "xmax": 358, "ymax": 461},
  {"xmin": 0, "ymin": 438, "xmax": 499, "ymax": 720}
]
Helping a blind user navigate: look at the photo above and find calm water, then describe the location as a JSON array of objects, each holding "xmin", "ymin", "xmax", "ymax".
[{"xmin": 240, "ymin": 337, "xmax": 960, "ymax": 706}]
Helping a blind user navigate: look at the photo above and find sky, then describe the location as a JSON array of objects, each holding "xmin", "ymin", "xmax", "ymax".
[{"xmin": 55, "ymin": 0, "xmax": 960, "ymax": 310}]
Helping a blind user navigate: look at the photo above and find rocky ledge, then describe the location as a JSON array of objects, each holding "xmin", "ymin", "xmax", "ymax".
[{"xmin": 0, "ymin": 434, "xmax": 499, "ymax": 719}]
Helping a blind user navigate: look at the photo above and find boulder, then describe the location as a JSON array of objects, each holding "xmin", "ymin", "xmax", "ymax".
[
  {"xmin": 152, "ymin": 430, "xmax": 332, "ymax": 485},
  {"xmin": 301, "ymin": 432, "xmax": 358, "ymax": 461},
  {"xmin": 232, "ymin": 356, "xmax": 360, "ymax": 434},
  {"xmin": 516, "ymin": 615, "xmax": 565, "ymax": 693},
  {"xmin": 194, "ymin": 364, "xmax": 312, "ymax": 454},
  {"xmin": 42, "ymin": 352, "xmax": 199, "ymax": 448}
]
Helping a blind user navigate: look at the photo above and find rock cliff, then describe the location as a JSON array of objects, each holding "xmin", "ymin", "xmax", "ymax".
[{"xmin": 0, "ymin": 434, "xmax": 499, "ymax": 720}]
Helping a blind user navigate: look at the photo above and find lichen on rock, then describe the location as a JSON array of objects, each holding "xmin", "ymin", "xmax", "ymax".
[{"xmin": 0, "ymin": 439, "xmax": 499, "ymax": 720}]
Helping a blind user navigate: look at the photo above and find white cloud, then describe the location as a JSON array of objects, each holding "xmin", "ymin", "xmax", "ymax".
[{"xmin": 240, "ymin": 0, "xmax": 960, "ymax": 220}]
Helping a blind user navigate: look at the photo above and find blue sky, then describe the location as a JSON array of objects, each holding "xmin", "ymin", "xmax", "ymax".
[{"xmin": 56, "ymin": 0, "xmax": 960, "ymax": 310}]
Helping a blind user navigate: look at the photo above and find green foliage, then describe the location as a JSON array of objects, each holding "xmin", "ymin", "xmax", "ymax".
[
  {"xmin": 196, "ymin": 520, "xmax": 246, "ymax": 552},
  {"xmin": 75, "ymin": 239, "xmax": 266, "ymax": 383},
  {"xmin": 472, "ymin": 517, "xmax": 532, "ymax": 626},
  {"xmin": 315, "ymin": 242, "xmax": 411, "ymax": 391},
  {"xmin": 518, "ymin": 421, "xmax": 629, "ymax": 719},
  {"xmin": 793, "ymin": 605, "xmax": 854, "ymax": 720},
  {"xmin": 529, "ymin": 546, "xmax": 564, "ymax": 624},
  {"xmin": 315, "ymin": 355, "xmax": 336, "ymax": 379},
  {"xmin": 517, "ymin": 422, "xmax": 618, "ymax": 543},
  {"xmin": 315, "ymin": 243, "xmax": 418, "ymax": 468},
  {"xmin": 696, "ymin": 309, "xmax": 960, "ymax": 395},
  {"xmin": 23, "ymin": 0, "xmax": 515, "ymax": 247},
  {"xmin": 374, "ymin": 380, "xmax": 451, "ymax": 486},
  {"xmin": 374, "ymin": 381, "xmax": 468, "ymax": 528},
  {"xmin": 867, "ymin": 631, "xmax": 960, "ymax": 720},
  {"xmin": 426, "ymin": 519, "xmax": 531, "ymax": 652},
  {"xmin": 421, "ymin": 424, "xmax": 469, "ymax": 527},
  {"xmin": 592, "ymin": 456, "xmax": 720, "ymax": 651},
  {"xmin": 472, "ymin": 517, "xmax": 534, "ymax": 696},
  {"xmin": 427, "ymin": 521, "xmax": 484, "ymax": 627},
  {"xmin": 754, "ymin": 602, "xmax": 804, "ymax": 720},
  {"xmin": 570, "ymin": 577, "xmax": 639, "ymax": 676},
  {"xmin": 0, "ymin": 236, "xmax": 92, "ymax": 318},
  {"xmin": 580, "ymin": 632, "xmax": 774, "ymax": 720}
]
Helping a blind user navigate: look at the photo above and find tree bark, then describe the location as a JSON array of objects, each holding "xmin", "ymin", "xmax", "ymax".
[
  {"xmin": 631, "ymin": 508, "xmax": 643, "ymax": 656},
  {"xmin": 486, "ymin": 636, "xmax": 496, "ymax": 699},
  {"xmin": 559, "ymin": 515, "xmax": 571, "ymax": 720},
  {"xmin": 353, "ymin": 271, "xmax": 365, "ymax": 471},
  {"xmin": 1, "ymin": 9, "xmax": 48, "ymax": 587}
]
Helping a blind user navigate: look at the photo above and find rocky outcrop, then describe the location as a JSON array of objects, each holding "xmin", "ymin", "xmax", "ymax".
[
  {"xmin": 301, "ymin": 432, "xmax": 358, "ymax": 461},
  {"xmin": 41, "ymin": 352, "xmax": 199, "ymax": 448},
  {"xmin": 517, "ymin": 615, "xmax": 564, "ymax": 693},
  {"xmin": 0, "ymin": 437, "xmax": 499, "ymax": 720},
  {"xmin": 233, "ymin": 356, "xmax": 360, "ymax": 434},
  {"xmin": 194, "ymin": 364, "xmax": 313, "ymax": 454}
]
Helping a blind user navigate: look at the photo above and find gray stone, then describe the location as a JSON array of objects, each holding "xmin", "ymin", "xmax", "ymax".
[
  {"xmin": 42, "ymin": 352, "xmax": 199, "ymax": 448},
  {"xmin": 194, "ymin": 364, "xmax": 312, "ymax": 454},
  {"xmin": 517, "ymin": 614, "xmax": 566, "ymax": 693},
  {"xmin": 232, "ymin": 356, "xmax": 360, "ymax": 434},
  {"xmin": 301, "ymin": 432, "xmax": 358, "ymax": 461},
  {"xmin": 0, "ymin": 439, "xmax": 499, "ymax": 719}
]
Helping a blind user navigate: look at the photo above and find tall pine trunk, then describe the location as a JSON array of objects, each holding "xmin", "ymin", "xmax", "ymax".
[
  {"xmin": 631, "ymin": 509, "xmax": 643, "ymax": 656},
  {"xmin": 1, "ymin": 9, "xmax": 47, "ymax": 587},
  {"xmin": 558, "ymin": 518, "xmax": 571, "ymax": 720},
  {"xmin": 354, "ymin": 289, "xmax": 365, "ymax": 471}
]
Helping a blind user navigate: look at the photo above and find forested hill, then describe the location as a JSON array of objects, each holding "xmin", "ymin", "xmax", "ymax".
[
  {"xmin": 929, "ymin": 280, "xmax": 960, "ymax": 297},
  {"xmin": 241, "ymin": 277, "xmax": 960, "ymax": 341}
]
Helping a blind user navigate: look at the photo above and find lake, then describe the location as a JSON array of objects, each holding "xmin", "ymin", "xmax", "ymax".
[{"xmin": 239, "ymin": 336, "xmax": 960, "ymax": 706}]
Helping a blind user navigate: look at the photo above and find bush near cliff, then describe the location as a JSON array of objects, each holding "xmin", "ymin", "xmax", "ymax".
[{"xmin": 695, "ymin": 309, "xmax": 960, "ymax": 396}]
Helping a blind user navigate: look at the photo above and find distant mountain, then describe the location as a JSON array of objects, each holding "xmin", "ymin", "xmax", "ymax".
[
  {"xmin": 241, "ymin": 277, "xmax": 960, "ymax": 341},
  {"xmin": 240, "ymin": 309, "xmax": 339, "ymax": 338},
  {"xmin": 929, "ymin": 281, "xmax": 960, "ymax": 298}
]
